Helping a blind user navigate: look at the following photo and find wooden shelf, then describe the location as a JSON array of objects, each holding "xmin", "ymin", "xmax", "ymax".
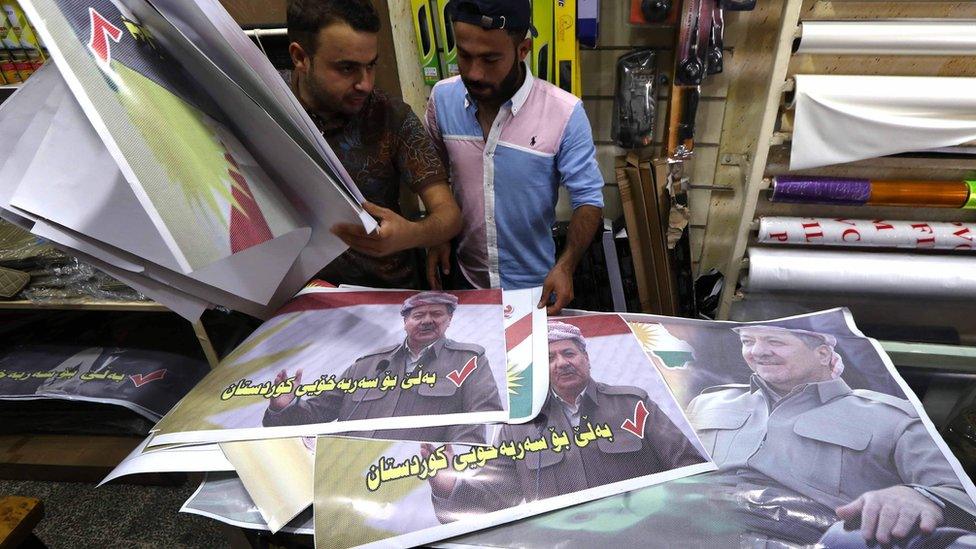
[
  {"xmin": 0, "ymin": 299, "xmax": 220, "ymax": 368},
  {"xmin": 0, "ymin": 298, "xmax": 165, "ymax": 312},
  {"xmin": 0, "ymin": 434, "xmax": 142, "ymax": 483}
]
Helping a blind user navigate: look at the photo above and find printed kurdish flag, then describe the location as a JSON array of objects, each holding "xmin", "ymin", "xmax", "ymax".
[{"xmin": 629, "ymin": 322, "xmax": 695, "ymax": 369}]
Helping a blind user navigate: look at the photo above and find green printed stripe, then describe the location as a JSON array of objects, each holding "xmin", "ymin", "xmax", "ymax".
[
  {"xmin": 654, "ymin": 351, "xmax": 695, "ymax": 369},
  {"xmin": 966, "ymin": 181, "xmax": 976, "ymax": 209}
]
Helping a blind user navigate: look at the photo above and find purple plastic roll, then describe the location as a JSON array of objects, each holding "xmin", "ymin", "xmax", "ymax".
[{"xmin": 771, "ymin": 176, "xmax": 871, "ymax": 205}]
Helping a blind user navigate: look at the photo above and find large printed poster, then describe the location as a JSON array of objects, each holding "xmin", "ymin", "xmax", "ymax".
[
  {"xmin": 149, "ymin": 288, "xmax": 510, "ymax": 446},
  {"xmin": 312, "ymin": 315, "xmax": 713, "ymax": 548},
  {"xmin": 0, "ymin": 345, "xmax": 208, "ymax": 420},
  {"xmin": 20, "ymin": 0, "xmax": 306, "ymax": 273},
  {"xmin": 128, "ymin": 288, "xmax": 547, "ymax": 535},
  {"xmin": 451, "ymin": 309, "xmax": 976, "ymax": 548}
]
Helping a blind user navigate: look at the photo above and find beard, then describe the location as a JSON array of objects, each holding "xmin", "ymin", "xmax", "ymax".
[{"xmin": 462, "ymin": 57, "xmax": 523, "ymax": 106}]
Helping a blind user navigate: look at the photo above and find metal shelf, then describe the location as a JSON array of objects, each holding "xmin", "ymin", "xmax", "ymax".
[{"xmin": 881, "ymin": 341, "xmax": 976, "ymax": 373}]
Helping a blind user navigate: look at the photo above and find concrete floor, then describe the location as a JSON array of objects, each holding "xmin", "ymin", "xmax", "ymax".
[{"xmin": 1, "ymin": 477, "xmax": 233, "ymax": 548}]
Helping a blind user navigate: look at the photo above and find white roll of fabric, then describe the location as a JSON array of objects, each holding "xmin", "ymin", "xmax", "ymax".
[
  {"xmin": 758, "ymin": 217, "xmax": 976, "ymax": 251},
  {"xmin": 747, "ymin": 247, "xmax": 976, "ymax": 298},
  {"xmin": 789, "ymin": 74, "xmax": 976, "ymax": 170},
  {"xmin": 796, "ymin": 21, "xmax": 976, "ymax": 56}
]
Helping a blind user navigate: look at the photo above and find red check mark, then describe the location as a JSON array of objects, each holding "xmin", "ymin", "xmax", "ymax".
[
  {"xmin": 620, "ymin": 400, "xmax": 649, "ymax": 438},
  {"xmin": 447, "ymin": 357, "xmax": 478, "ymax": 388},
  {"xmin": 130, "ymin": 369, "xmax": 167, "ymax": 387},
  {"xmin": 87, "ymin": 8, "xmax": 123, "ymax": 65}
]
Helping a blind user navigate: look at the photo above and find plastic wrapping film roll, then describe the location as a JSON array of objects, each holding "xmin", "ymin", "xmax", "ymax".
[
  {"xmin": 747, "ymin": 247, "xmax": 976, "ymax": 298},
  {"xmin": 771, "ymin": 176, "xmax": 975, "ymax": 208},
  {"xmin": 758, "ymin": 217, "xmax": 976, "ymax": 251},
  {"xmin": 795, "ymin": 21, "xmax": 976, "ymax": 56},
  {"xmin": 788, "ymin": 75, "xmax": 976, "ymax": 170},
  {"xmin": 771, "ymin": 176, "xmax": 870, "ymax": 205}
]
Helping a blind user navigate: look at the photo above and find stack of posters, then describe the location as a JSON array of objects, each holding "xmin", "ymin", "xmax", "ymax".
[
  {"xmin": 0, "ymin": 344, "xmax": 208, "ymax": 436},
  {"xmin": 449, "ymin": 308, "xmax": 976, "ymax": 548},
  {"xmin": 110, "ymin": 292, "xmax": 976, "ymax": 549},
  {"xmin": 0, "ymin": 344, "xmax": 208, "ymax": 421},
  {"xmin": 104, "ymin": 286, "xmax": 548, "ymax": 519},
  {"xmin": 104, "ymin": 284, "xmax": 720, "ymax": 546},
  {"xmin": 0, "ymin": 0, "xmax": 376, "ymax": 320}
]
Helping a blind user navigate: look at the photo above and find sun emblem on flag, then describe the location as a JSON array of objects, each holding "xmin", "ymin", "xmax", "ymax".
[
  {"xmin": 628, "ymin": 322, "xmax": 696, "ymax": 369},
  {"xmin": 506, "ymin": 359, "xmax": 524, "ymax": 395},
  {"xmin": 628, "ymin": 322, "xmax": 659, "ymax": 351}
]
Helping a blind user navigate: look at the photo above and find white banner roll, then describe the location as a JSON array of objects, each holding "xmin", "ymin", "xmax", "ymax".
[
  {"xmin": 789, "ymin": 75, "xmax": 976, "ymax": 170},
  {"xmin": 747, "ymin": 247, "xmax": 976, "ymax": 298},
  {"xmin": 758, "ymin": 217, "xmax": 976, "ymax": 251},
  {"xmin": 796, "ymin": 21, "xmax": 976, "ymax": 56}
]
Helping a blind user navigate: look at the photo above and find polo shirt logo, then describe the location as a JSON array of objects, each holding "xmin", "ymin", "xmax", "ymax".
[{"xmin": 530, "ymin": 136, "xmax": 537, "ymax": 147}]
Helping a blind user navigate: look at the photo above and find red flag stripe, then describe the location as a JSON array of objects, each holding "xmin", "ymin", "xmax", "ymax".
[
  {"xmin": 227, "ymin": 153, "xmax": 274, "ymax": 253},
  {"xmin": 505, "ymin": 313, "xmax": 533, "ymax": 351},
  {"xmin": 551, "ymin": 314, "xmax": 635, "ymax": 338}
]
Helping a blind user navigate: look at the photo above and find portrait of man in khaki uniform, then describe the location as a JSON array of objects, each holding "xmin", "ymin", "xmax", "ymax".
[
  {"xmin": 686, "ymin": 325, "xmax": 976, "ymax": 547},
  {"xmin": 262, "ymin": 291, "xmax": 503, "ymax": 444},
  {"xmin": 425, "ymin": 319, "xmax": 706, "ymax": 523}
]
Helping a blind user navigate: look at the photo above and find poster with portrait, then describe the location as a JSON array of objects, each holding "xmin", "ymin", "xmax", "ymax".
[
  {"xmin": 124, "ymin": 287, "xmax": 548, "ymax": 534},
  {"xmin": 448, "ymin": 308, "xmax": 976, "ymax": 549},
  {"xmin": 148, "ymin": 286, "xmax": 510, "ymax": 447},
  {"xmin": 312, "ymin": 314, "xmax": 713, "ymax": 549},
  {"xmin": 0, "ymin": 344, "xmax": 208, "ymax": 420}
]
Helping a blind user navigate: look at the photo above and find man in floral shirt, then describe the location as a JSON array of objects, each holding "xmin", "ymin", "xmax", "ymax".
[{"xmin": 287, "ymin": 0, "xmax": 461, "ymax": 288}]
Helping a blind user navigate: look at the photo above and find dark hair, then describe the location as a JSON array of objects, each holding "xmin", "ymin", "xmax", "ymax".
[
  {"xmin": 451, "ymin": 2, "xmax": 528, "ymax": 45},
  {"xmin": 287, "ymin": 0, "xmax": 381, "ymax": 55}
]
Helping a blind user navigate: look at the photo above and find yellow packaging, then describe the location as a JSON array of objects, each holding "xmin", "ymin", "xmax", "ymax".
[
  {"xmin": 553, "ymin": 0, "xmax": 580, "ymax": 96},
  {"xmin": 410, "ymin": 0, "xmax": 441, "ymax": 85},
  {"xmin": 531, "ymin": 0, "xmax": 554, "ymax": 82}
]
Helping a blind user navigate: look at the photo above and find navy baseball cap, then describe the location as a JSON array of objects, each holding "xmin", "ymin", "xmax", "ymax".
[{"xmin": 447, "ymin": 0, "xmax": 538, "ymax": 37}]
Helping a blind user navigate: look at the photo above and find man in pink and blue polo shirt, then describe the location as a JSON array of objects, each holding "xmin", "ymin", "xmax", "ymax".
[{"xmin": 425, "ymin": 0, "xmax": 604, "ymax": 314}]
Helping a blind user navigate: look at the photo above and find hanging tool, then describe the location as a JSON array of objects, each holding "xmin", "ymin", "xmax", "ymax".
[
  {"xmin": 720, "ymin": 0, "xmax": 757, "ymax": 10},
  {"xmin": 532, "ymin": 0, "xmax": 554, "ymax": 82},
  {"xmin": 577, "ymin": 0, "xmax": 600, "ymax": 48},
  {"xmin": 612, "ymin": 49, "xmax": 659, "ymax": 149},
  {"xmin": 706, "ymin": 2, "xmax": 724, "ymax": 75},
  {"xmin": 554, "ymin": 0, "xmax": 580, "ymax": 96},
  {"xmin": 410, "ymin": 0, "xmax": 441, "ymax": 85},
  {"xmin": 642, "ymin": 0, "xmax": 673, "ymax": 23},
  {"xmin": 676, "ymin": 0, "xmax": 706, "ymax": 86},
  {"xmin": 433, "ymin": 0, "xmax": 458, "ymax": 78}
]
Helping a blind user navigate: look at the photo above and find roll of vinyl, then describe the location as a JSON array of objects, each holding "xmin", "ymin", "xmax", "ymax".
[
  {"xmin": 870, "ymin": 179, "xmax": 973, "ymax": 208},
  {"xmin": 771, "ymin": 176, "xmax": 870, "ymax": 205},
  {"xmin": 788, "ymin": 75, "xmax": 976, "ymax": 170},
  {"xmin": 758, "ymin": 217, "xmax": 976, "ymax": 251},
  {"xmin": 770, "ymin": 176, "xmax": 974, "ymax": 208},
  {"xmin": 748, "ymin": 247, "xmax": 976, "ymax": 298},
  {"xmin": 795, "ymin": 21, "xmax": 976, "ymax": 56}
]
